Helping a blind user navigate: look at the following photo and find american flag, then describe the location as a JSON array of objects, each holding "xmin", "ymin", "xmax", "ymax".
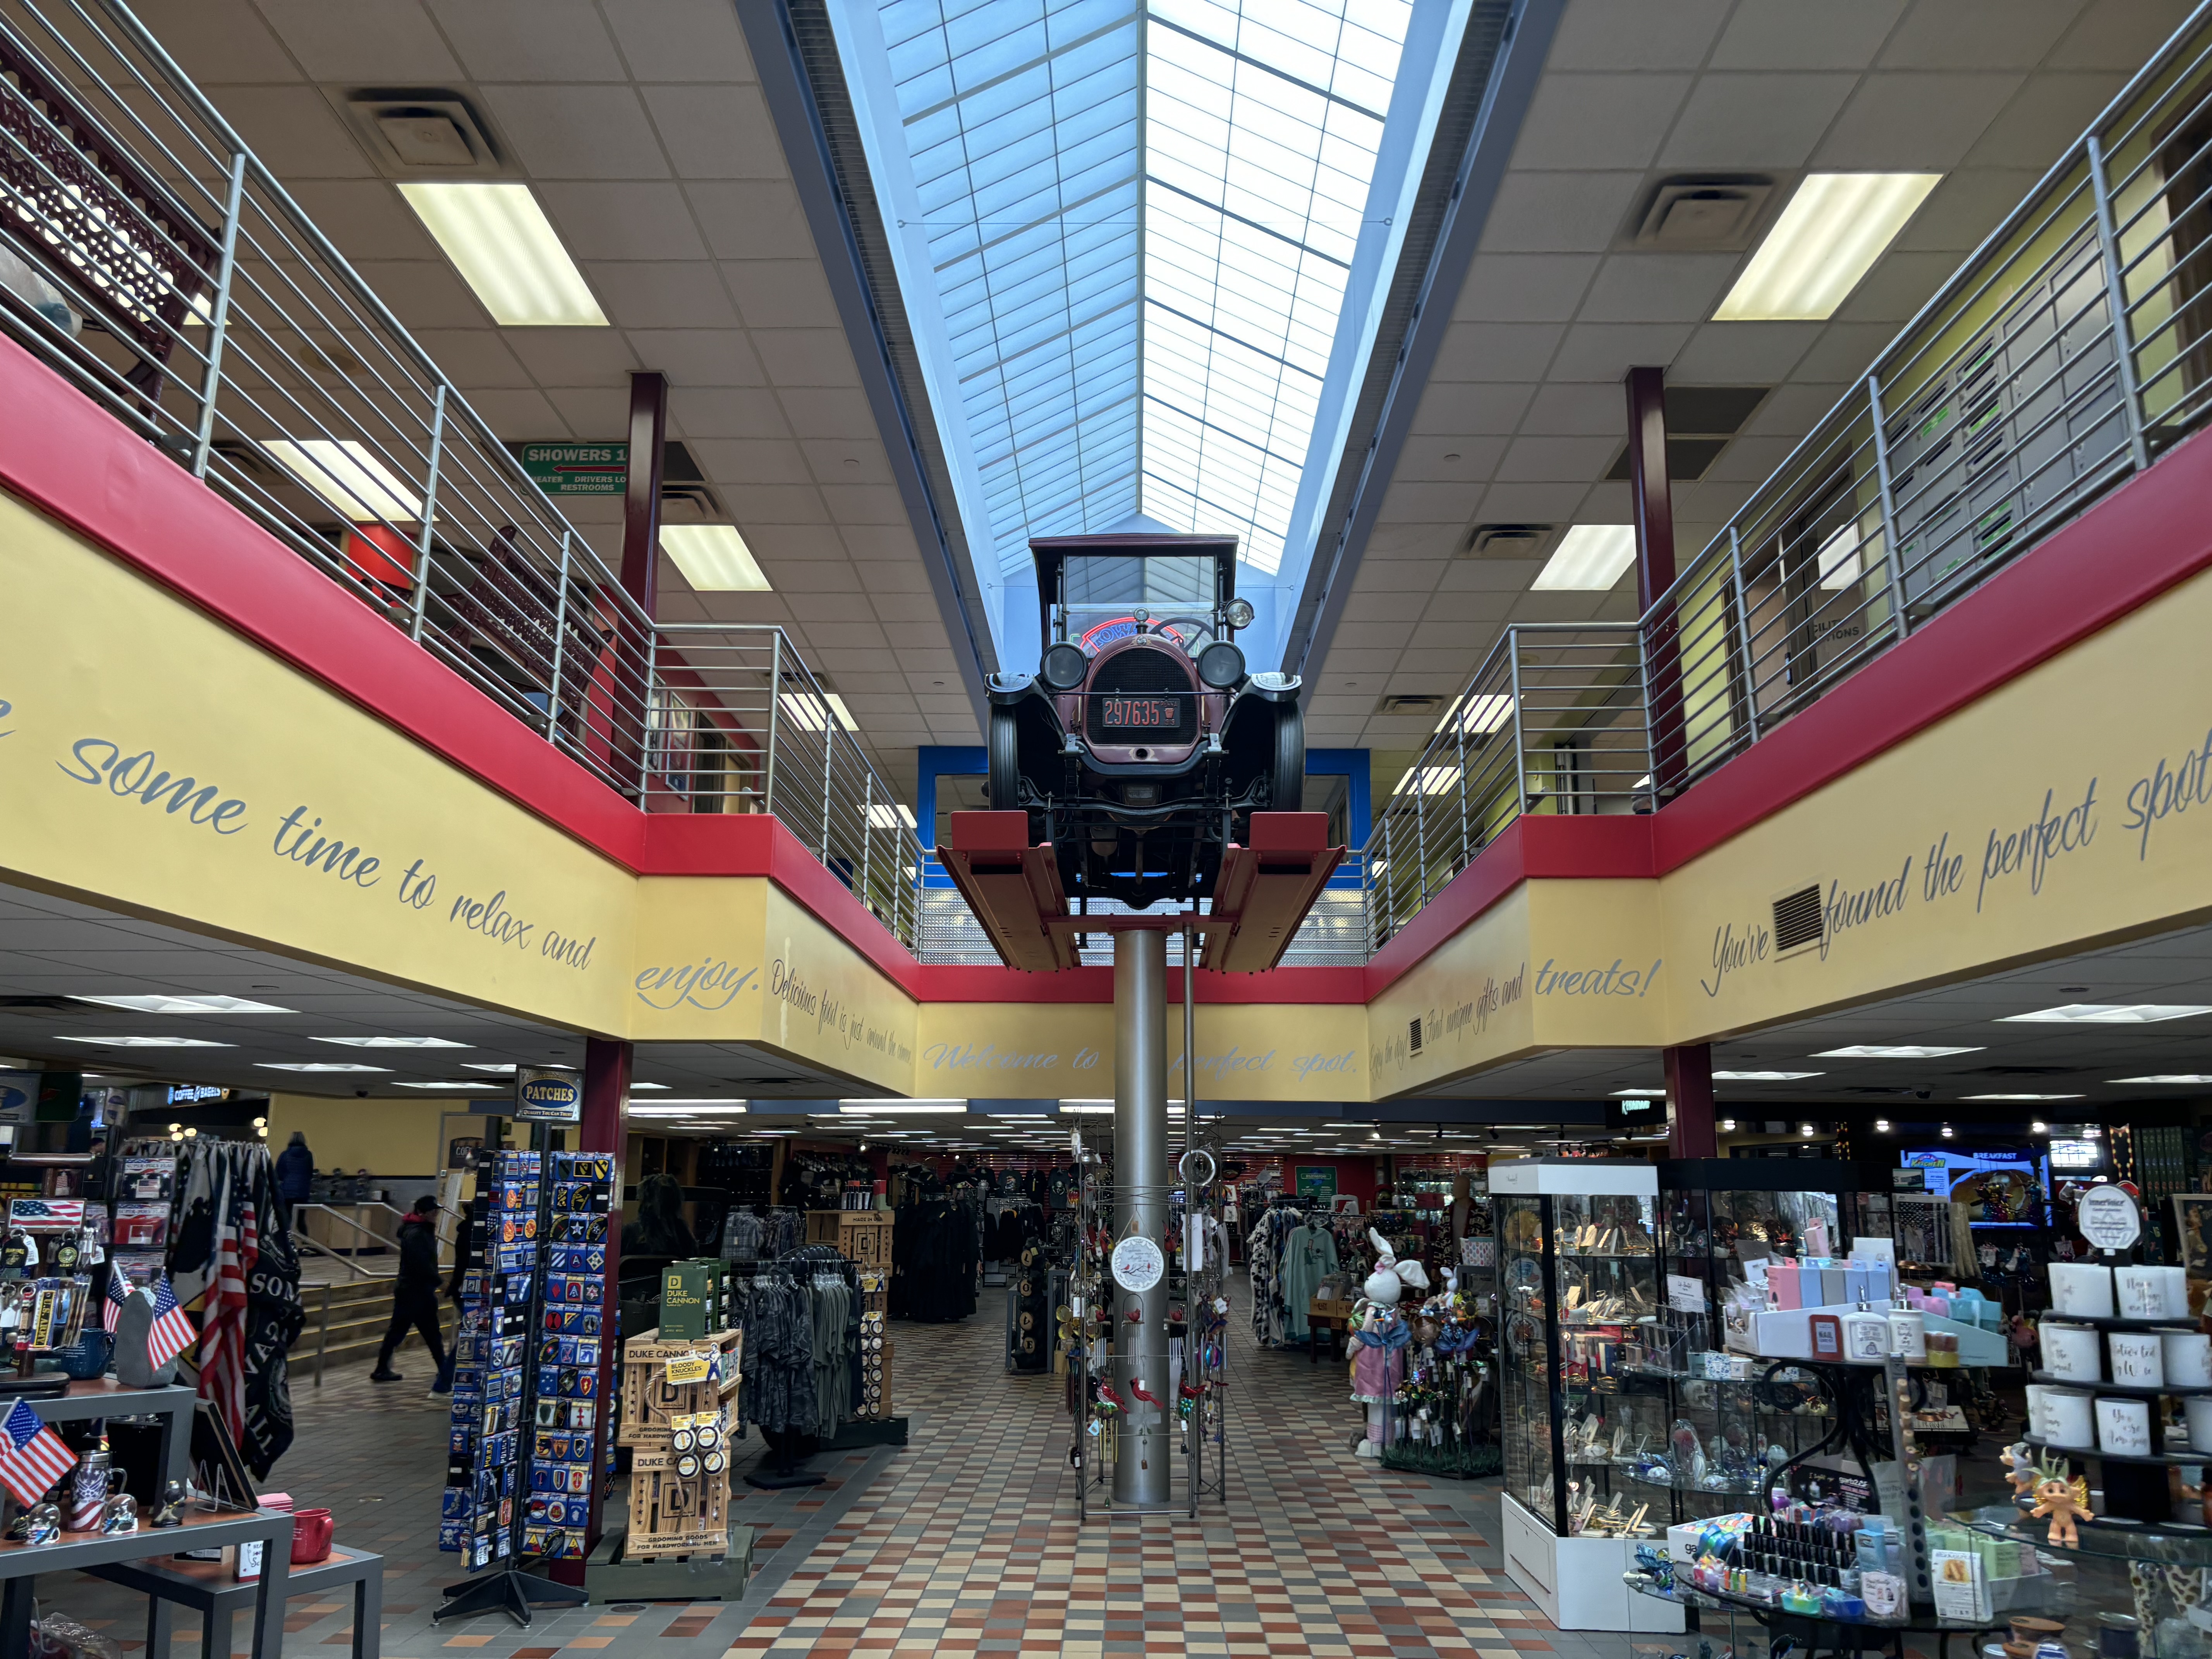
[
  {"xmin": 198, "ymin": 1186, "xmax": 257, "ymax": 1437},
  {"xmin": 103, "ymin": 1273, "xmax": 134, "ymax": 1334},
  {"xmin": 146, "ymin": 1276, "xmax": 196, "ymax": 1370},
  {"xmin": 0, "ymin": 1398, "xmax": 73, "ymax": 1506}
]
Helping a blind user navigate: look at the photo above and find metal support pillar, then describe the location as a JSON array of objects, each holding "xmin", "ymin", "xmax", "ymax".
[
  {"xmin": 1112, "ymin": 927, "xmax": 1169, "ymax": 1507},
  {"xmin": 1664, "ymin": 1043, "xmax": 1717, "ymax": 1158}
]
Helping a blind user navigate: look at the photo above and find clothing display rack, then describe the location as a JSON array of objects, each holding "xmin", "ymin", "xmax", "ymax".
[{"xmin": 735, "ymin": 1245, "xmax": 859, "ymax": 1491}]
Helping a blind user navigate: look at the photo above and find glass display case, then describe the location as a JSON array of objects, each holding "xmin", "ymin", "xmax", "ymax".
[
  {"xmin": 1649, "ymin": 1160, "xmax": 1859, "ymax": 1525},
  {"xmin": 1492, "ymin": 1159, "xmax": 1682, "ymax": 1633}
]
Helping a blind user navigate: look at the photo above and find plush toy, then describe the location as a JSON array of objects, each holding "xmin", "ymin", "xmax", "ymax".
[
  {"xmin": 1351, "ymin": 1229, "xmax": 1430, "ymax": 1458},
  {"xmin": 2030, "ymin": 1471, "xmax": 2094, "ymax": 1547}
]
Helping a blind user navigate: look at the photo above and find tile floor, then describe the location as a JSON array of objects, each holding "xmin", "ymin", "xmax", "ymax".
[{"xmin": 38, "ymin": 1279, "xmax": 1597, "ymax": 1659}]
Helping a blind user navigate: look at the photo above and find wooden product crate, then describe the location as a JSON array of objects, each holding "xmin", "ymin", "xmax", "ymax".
[
  {"xmin": 858, "ymin": 1270, "xmax": 888, "ymax": 1316},
  {"xmin": 625, "ymin": 1445, "xmax": 730, "ymax": 1561},
  {"xmin": 618, "ymin": 1326, "xmax": 742, "ymax": 1447},
  {"xmin": 804, "ymin": 1210, "xmax": 895, "ymax": 1267}
]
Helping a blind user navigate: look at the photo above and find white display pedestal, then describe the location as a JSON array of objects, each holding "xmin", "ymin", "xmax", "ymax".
[{"xmin": 1500, "ymin": 1494, "xmax": 1684, "ymax": 1633}]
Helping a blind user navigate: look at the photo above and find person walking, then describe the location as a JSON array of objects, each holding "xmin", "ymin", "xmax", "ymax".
[
  {"xmin": 369, "ymin": 1195, "xmax": 450, "ymax": 1393},
  {"xmin": 273, "ymin": 1132, "xmax": 314, "ymax": 1204}
]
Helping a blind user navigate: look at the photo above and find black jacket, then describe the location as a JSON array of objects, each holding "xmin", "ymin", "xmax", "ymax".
[{"xmin": 396, "ymin": 1215, "xmax": 440, "ymax": 1290}]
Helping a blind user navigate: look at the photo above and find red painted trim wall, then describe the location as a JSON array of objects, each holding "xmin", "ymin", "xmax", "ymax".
[{"xmin": 12, "ymin": 325, "xmax": 2212, "ymax": 1012}]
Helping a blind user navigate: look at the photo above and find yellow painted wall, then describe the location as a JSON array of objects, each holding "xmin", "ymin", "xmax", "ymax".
[{"xmin": 264, "ymin": 1093, "xmax": 456, "ymax": 1175}]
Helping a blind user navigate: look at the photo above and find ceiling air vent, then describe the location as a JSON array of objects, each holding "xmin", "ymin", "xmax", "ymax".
[
  {"xmin": 1630, "ymin": 177, "xmax": 1775, "ymax": 251},
  {"xmin": 1378, "ymin": 693, "xmax": 1444, "ymax": 716},
  {"xmin": 1461, "ymin": 523, "xmax": 1554, "ymax": 560},
  {"xmin": 342, "ymin": 91, "xmax": 506, "ymax": 178},
  {"xmin": 1771, "ymin": 883, "xmax": 1825, "ymax": 959}
]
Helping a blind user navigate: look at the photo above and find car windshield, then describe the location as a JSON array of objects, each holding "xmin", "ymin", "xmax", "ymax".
[{"xmin": 1060, "ymin": 554, "xmax": 1216, "ymax": 613}]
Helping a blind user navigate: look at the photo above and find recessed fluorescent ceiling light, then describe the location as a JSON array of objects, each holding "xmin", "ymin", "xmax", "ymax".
[
  {"xmin": 1713, "ymin": 1070, "xmax": 1823, "ymax": 1081},
  {"xmin": 2002, "ymin": 1004, "xmax": 2212, "ymax": 1024},
  {"xmin": 257, "ymin": 1062, "xmax": 390, "ymax": 1073},
  {"xmin": 396, "ymin": 182, "xmax": 607, "ymax": 326},
  {"xmin": 72, "ymin": 994, "xmax": 293, "ymax": 1015},
  {"xmin": 264, "ymin": 439, "xmax": 422, "ymax": 524},
  {"xmin": 1394, "ymin": 765, "xmax": 1456, "ymax": 797},
  {"xmin": 1813, "ymin": 1044, "xmax": 1983, "ymax": 1058},
  {"xmin": 660, "ymin": 525, "xmax": 771, "ymax": 592},
  {"xmin": 56, "ymin": 1036, "xmax": 231, "ymax": 1048},
  {"xmin": 630, "ymin": 1082, "xmax": 669, "ymax": 1091},
  {"xmin": 462, "ymin": 1063, "xmax": 518, "ymax": 1073},
  {"xmin": 1435, "ymin": 694, "xmax": 1513, "ymax": 737},
  {"xmin": 838, "ymin": 1100, "xmax": 963, "ymax": 1114},
  {"xmin": 393, "ymin": 1080, "xmax": 500, "ymax": 1089},
  {"xmin": 1611, "ymin": 1088, "xmax": 1668, "ymax": 1097},
  {"xmin": 1059, "ymin": 1103, "xmax": 1114, "ymax": 1114},
  {"xmin": 2113, "ymin": 1075, "xmax": 2212, "ymax": 1084},
  {"xmin": 868, "ymin": 803, "xmax": 918, "ymax": 830},
  {"xmin": 1533, "ymin": 525, "xmax": 1637, "ymax": 592},
  {"xmin": 1715, "ymin": 172, "xmax": 1942, "ymax": 321},
  {"xmin": 313, "ymin": 1036, "xmax": 471, "ymax": 1049},
  {"xmin": 1961, "ymin": 1092, "xmax": 2086, "ymax": 1101},
  {"xmin": 780, "ymin": 692, "xmax": 856, "ymax": 733}
]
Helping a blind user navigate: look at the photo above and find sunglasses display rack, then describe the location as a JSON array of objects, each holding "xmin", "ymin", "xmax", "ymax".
[{"xmin": 434, "ymin": 1147, "xmax": 614, "ymax": 1627}]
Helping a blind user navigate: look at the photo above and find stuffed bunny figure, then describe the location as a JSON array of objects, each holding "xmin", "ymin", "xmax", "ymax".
[{"xmin": 1351, "ymin": 1231, "xmax": 1429, "ymax": 1457}]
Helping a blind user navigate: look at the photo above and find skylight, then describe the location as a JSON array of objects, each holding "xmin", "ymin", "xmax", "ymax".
[{"xmin": 832, "ymin": 0, "xmax": 1445, "ymax": 653}]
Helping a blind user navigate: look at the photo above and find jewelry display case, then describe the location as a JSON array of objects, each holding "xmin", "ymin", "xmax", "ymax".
[
  {"xmin": 1643, "ymin": 1161, "xmax": 1860, "ymax": 1523},
  {"xmin": 1492, "ymin": 1159, "xmax": 1682, "ymax": 1633}
]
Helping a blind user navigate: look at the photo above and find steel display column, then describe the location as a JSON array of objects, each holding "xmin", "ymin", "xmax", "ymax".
[{"xmin": 1113, "ymin": 927, "xmax": 1170, "ymax": 1507}]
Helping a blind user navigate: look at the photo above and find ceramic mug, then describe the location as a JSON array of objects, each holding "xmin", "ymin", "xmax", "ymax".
[
  {"xmin": 2044, "ymin": 1388, "xmax": 2096, "ymax": 1449},
  {"xmin": 2050, "ymin": 1263, "xmax": 2116, "ymax": 1319},
  {"xmin": 2109, "ymin": 1331, "xmax": 2165, "ymax": 1388},
  {"xmin": 2164, "ymin": 1331, "xmax": 2212, "ymax": 1387},
  {"xmin": 2040, "ymin": 1322, "xmax": 2100, "ymax": 1381}
]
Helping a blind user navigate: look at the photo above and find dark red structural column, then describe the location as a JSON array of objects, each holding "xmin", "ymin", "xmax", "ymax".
[
  {"xmin": 1625, "ymin": 365, "xmax": 1687, "ymax": 793},
  {"xmin": 575, "ymin": 1034, "xmax": 631, "ymax": 1570},
  {"xmin": 614, "ymin": 373, "xmax": 667, "ymax": 786},
  {"xmin": 1665, "ymin": 1042, "xmax": 1718, "ymax": 1159}
]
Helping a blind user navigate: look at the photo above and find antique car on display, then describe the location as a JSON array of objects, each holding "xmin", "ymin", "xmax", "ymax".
[{"xmin": 984, "ymin": 533, "xmax": 1304, "ymax": 910}]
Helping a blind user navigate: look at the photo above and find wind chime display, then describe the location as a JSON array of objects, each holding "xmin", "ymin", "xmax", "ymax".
[{"xmin": 1381, "ymin": 1269, "xmax": 1498, "ymax": 1478}]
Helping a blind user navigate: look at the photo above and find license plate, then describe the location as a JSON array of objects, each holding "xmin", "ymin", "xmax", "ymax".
[{"xmin": 1094, "ymin": 696, "xmax": 1185, "ymax": 734}]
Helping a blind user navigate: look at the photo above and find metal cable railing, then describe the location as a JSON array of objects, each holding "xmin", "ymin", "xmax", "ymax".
[{"xmin": 0, "ymin": 0, "xmax": 929, "ymax": 946}]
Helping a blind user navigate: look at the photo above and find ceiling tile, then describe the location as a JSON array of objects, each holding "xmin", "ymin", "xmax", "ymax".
[
  {"xmin": 1547, "ymin": 322, "xmax": 1696, "ymax": 381},
  {"xmin": 778, "ymin": 389, "xmax": 881, "ymax": 443},
  {"xmin": 752, "ymin": 330, "xmax": 862, "ymax": 388},
  {"xmin": 285, "ymin": 180, "xmax": 439, "ymax": 255},
  {"xmin": 1895, "ymin": 168, "xmax": 2044, "ymax": 252},
  {"xmin": 1479, "ymin": 172, "xmax": 1647, "ymax": 252},
  {"xmin": 1708, "ymin": 2, "xmax": 1908, "ymax": 70},
  {"xmin": 413, "ymin": 329, "xmax": 533, "ymax": 388},
  {"xmin": 503, "ymin": 329, "xmax": 641, "ymax": 386},
  {"xmin": 2047, "ymin": 0, "xmax": 2196, "ymax": 71},
  {"xmin": 1511, "ymin": 74, "xmax": 1692, "ymax": 171},
  {"xmin": 347, "ymin": 261, "xmax": 488, "ymax": 330},
  {"xmin": 802, "ymin": 440, "xmax": 891, "ymax": 484},
  {"xmin": 1496, "ymin": 434, "xmax": 1618, "ymax": 481},
  {"xmin": 724, "ymin": 485, "xmax": 833, "ymax": 527},
  {"xmin": 821, "ymin": 484, "xmax": 907, "ymax": 524},
  {"xmin": 1377, "ymin": 481, "xmax": 1484, "ymax": 523},
  {"xmin": 480, "ymin": 84, "xmax": 670, "ymax": 177},
  {"xmin": 1657, "ymin": 73, "xmax": 1860, "ymax": 169},
  {"xmin": 1815, "ymin": 73, "xmax": 2026, "ymax": 169},
  {"xmin": 722, "ymin": 262, "xmax": 843, "ymax": 330},
  {"xmin": 1393, "ymin": 437, "xmax": 1509, "ymax": 481},
  {"xmin": 1668, "ymin": 322, "xmax": 1821, "ymax": 383},
  {"xmin": 446, "ymin": 388, "xmax": 563, "ymax": 436},
  {"xmin": 253, "ymin": 0, "xmax": 461, "ymax": 81},
  {"xmin": 840, "ymin": 525, "xmax": 923, "ymax": 560},
  {"xmin": 668, "ymin": 386, "xmax": 790, "ymax": 438},
  {"xmin": 1430, "ymin": 323, "xmax": 1562, "ymax": 382},
  {"xmin": 1576, "ymin": 254, "xmax": 1738, "ymax": 324},
  {"xmin": 1834, "ymin": 250, "xmax": 1970, "ymax": 324},
  {"xmin": 134, "ymin": 0, "xmax": 299, "ymax": 82},
  {"xmin": 1880, "ymin": 0, "xmax": 2080, "ymax": 70},
  {"xmin": 1544, "ymin": 0, "xmax": 1729, "ymax": 70},
  {"xmin": 1409, "ymin": 381, "xmax": 1535, "ymax": 435},
  {"xmin": 207, "ymin": 86, "xmax": 376, "ymax": 178},
  {"xmin": 544, "ymin": 385, "xmax": 633, "ymax": 433},
  {"xmin": 1364, "ymin": 524, "xmax": 1461, "ymax": 559},
  {"xmin": 1340, "ymin": 590, "xmax": 1433, "ymax": 622},
  {"xmin": 688, "ymin": 437, "xmax": 809, "ymax": 484},
  {"xmin": 586, "ymin": 263, "xmax": 737, "ymax": 328},
  {"xmin": 1742, "ymin": 381, "xmax": 1851, "ymax": 436},
  {"xmin": 1422, "ymin": 589, "xmax": 1523, "ymax": 623},
  {"xmin": 686, "ymin": 182, "xmax": 812, "ymax": 258},
  {"xmin": 426, "ymin": 0, "xmax": 625, "ymax": 79},
  {"xmin": 1474, "ymin": 481, "xmax": 1593, "ymax": 521},
  {"xmin": 1792, "ymin": 323, "xmax": 1899, "ymax": 381},
  {"xmin": 600, "ymin": 0, "xmax": 758, "ymax": 81},
  {"xmin": 536, "ymin": 183, "xmax": 708, "ymax": 260},
  {"xmin": 643, "ymin": 85, "xmax": 787, "ymax": 180},
  {"xmin": 623, "ymin": 329, "xmax": 766, "ymax": 386},
  {"xmin": 1450, "ymin": 254, "xmax": 1601, "ymax": 323},
  {"xmin": 856, "ymin": 559, "xmax": 933, "ymax": 593},
  {"xmin": 1966, "ymin": 72, "xmax": 2128, "ymax": 167},
  {"xmin": 1522, "ymin": 381, "xmax": 1630, "ymax": 436}
]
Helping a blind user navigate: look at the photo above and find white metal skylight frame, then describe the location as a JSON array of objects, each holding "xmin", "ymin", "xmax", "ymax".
[{"xmin": 830, "ymin": 0, "xmax": 1461, "ymax": 655}]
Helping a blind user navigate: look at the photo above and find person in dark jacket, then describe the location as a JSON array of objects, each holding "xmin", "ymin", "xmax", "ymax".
[
  {"xmin": 273, "ymin": 1132, "xmax": 314, "ymax": 1204},
  {"xmin": 370, "ymin": 1195, "xmax": 449, "ymax": 1392}
]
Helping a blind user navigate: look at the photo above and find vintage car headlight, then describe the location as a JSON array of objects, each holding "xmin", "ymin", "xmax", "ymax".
[
  {"xmin": 1223, "ymin": 597, "xmax": 1255, "ymax": 630},
  {"xmin": 1196, "ymin": 641, "xmax": 1245, "ymax": 689},
  {"xmin": 1040, "ymin": 642, "xmax": 1088, "ymax": 691}
]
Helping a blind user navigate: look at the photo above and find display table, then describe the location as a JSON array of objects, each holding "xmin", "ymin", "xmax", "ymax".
[
  {"xmin": 0, "ymin": 1508, "xmax": 297, "ymax": 1659},
  {"xmin": 31, "ymin": 1381, "xmax": 196, "ymax": 1488},
  {"xmin": 91, "ymin": 1541, "xmax": 381, "ymax": 1659},
  {"xmin": 1306, "ymin": 1299, "xmax": 1354, "ymax": 1363},
  {"xmin": 1628, "ymin": 1570, "xmax": 2023, "ymax": 1659}
]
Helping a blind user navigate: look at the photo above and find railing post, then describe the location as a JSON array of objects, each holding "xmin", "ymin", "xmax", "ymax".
[
  {"xmin": 1378, "ymin": 808, "xmax": 1395, "ymax": 949},
  {"xmin": 1508, "ymin": 631, "xmax": 1530, "ymax": 815},
  {"xmin": 763, "ymin": 632, "xmax": 783, "ymax": 821},
  {"xmin": 1862, "ymin": 376, "xmax": 1913, "ymax": 642},
  {"xmin": 408, "ymin": 383, "xmax": 446, "ymax": 642},
  {"xmin": 2086, "ymin": 134, "xmax": 2154, "ymax": 474},
  {"xmin": 860, "ymin": 771, "xmax": 874, "ymax": 913},
  {"xmin": 640, "ymin": 630, "xmax": 659, "ymax": 800},
  {"xmin": 313, "ymin": 1283, "xmax": 330, "ymax": 1388},
  {"xmin": 545, "ymin": 530, "xmax": 572, "ymax": 742},
  {"xmin": 1413, "ymin": 740, "xmax": 1429, "ymax": 905},
  {"xmin": 189, "ymin": 151, "xmax": 248, "ymax": 479},
  {"xmin": 821, "ymin": 706, "xmax": 833, "ymax": 864},
  {"xmin": 1456, "ymin": 701, "xmax": 1470, "ymax": 870},
  {"xmin": 1724, "ymin": 527, "xmax": 1762, "ymax": 742}
]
